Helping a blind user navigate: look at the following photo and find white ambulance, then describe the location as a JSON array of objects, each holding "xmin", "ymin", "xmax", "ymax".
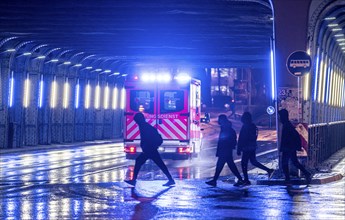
[{"xmin": 123, "ymin": 73, "xmax": 202, "ymax": 160}]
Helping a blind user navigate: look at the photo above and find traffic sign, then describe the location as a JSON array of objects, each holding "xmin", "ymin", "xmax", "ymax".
[
  {"xmin": 266, "ymin": 106, "xmax": 275, "ymax": 115},
  {"xmin": 286, "ymin": 51, "xmax": 312, "ymax": 77}
]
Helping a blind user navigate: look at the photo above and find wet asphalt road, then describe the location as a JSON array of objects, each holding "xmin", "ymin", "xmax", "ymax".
[
  {"xmin": 1, "ymin": 142, "xmax": 344, "ymax": 220},
  {"xmin": 1, "ymin": 120, "xmax": 344, "ymax": 219}
]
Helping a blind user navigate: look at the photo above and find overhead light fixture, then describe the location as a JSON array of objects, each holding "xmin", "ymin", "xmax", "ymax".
[
  {"xmin": 95, "ymin": 69, "xmax": 102, "ymax": 72},
  {"xmin": 51, "ymin": 59, "xmax": 59, "ymax": 62},
  {"xmin": 335, "ymin": 34, "xmax": 344, "ymax": 38},
  {"xmin": 339, "ymin": 42, "xmax": 345, "ymax": 46},
  {"xmin": 86, "ymin": 66, "xmax": 93, "ymax": 70},
  {"xmin": 104, "ymin": 70, "xmax": 111, "ymax": 73},
  {"xmin": 325, "ymin": 17, "xmax": 336, "ymax": 21},
  {"xmin": 37, "ymin": 56, "xmax": 46, "ymax": 59},
  {"xmin": 332, "ymin": 28, "xmax": 342, "ymax": 32},
  {"xmin": 23, "ymin": 52, "xmax": 32, "ymax": 56},
  {"xmin": 6, "ymin": 49, "xmax": 16, "ymax": 52},
  {"xmin": 113, "ymin": 72, "xmax": 120, "ymax": 75},
  {"xmin": 328, "ymin": 23, "xmax": 338, "ymax": 27},
  {"xmin": 75, "ymin": 64, "xmax": 82, "ymax": 67},
  {"xmin": 63, "ymin": 61, "xmax": 71, "ymax": 65},
  {"xmin": 336, "ymin": 38, "xmax": 345, "ymax": 42}
]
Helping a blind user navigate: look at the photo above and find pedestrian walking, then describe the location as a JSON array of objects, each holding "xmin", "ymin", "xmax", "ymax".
[
  {"xmin": 206, "ymin": 114, "xmax": 244, "ymax": 187},
  {"xmin": 237, "ymin": 112, "xmax": 274, "ymax": 186},
  {"xmin": 278, "ymin": 109, "xmax": 312, "ymax": 185},
  {"xmin": 124, "ymin": 113, "xmax": 175, "ymax": 187}
]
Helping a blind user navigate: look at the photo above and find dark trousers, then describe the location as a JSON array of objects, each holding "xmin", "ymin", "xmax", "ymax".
[
  {"xmin": 282, "ymin": 151, "xmax": 310, "ymax": 181},
  {"xmin": 133, "ymin": 150, "xmax": 173, "ymax": 181},
  {"xmin": 213, "ymin": 154, "xmax": 243, "ymax": 181},
  {"xmin": 241, "ymin": 150, "xmax": 270, "ymax": 181}
]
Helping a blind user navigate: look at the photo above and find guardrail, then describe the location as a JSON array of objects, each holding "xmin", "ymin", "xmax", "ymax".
[{"xmin": 308, "ymin": 121, "xmax": 345, "ymax": 168}]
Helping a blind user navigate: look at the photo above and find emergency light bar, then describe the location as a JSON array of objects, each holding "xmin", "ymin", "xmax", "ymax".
[
  {"xmin": 174, "ymin": 73, "xmax": 191, "ymax": 83},
  {"xmin": 139, "ymin": 73, "xmax": 190, "ymax": 83}
]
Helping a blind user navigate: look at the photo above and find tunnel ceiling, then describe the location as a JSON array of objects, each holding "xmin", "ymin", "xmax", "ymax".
[{"xmin": 0, "ymin": 0, "xmax": 273, "ymax": 71}]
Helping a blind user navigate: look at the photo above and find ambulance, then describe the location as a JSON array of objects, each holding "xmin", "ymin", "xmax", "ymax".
[{"xmin": 123, "ymin": 72, "xmax": 202, "ymax": 160}]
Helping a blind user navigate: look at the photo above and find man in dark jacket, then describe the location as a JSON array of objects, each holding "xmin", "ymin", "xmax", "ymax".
[
  {"xmin": 237, "ymin": 112, "xmax": 274, "ymax": 186},
  {"xmin": 206, "ymin": 115, "xmax": 244, "ymax": 187},
  {"xmin": 125, "ymin": 113, "xmax": 175, "ymax": 187},
  {"xmin": 278, "ymin": 109, "xmax": 311, "ymax": 185}
]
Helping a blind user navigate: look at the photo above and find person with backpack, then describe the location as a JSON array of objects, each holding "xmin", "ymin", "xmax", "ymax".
[
  {"xmin": 125, "ymin": 113, "xmax": 175, "ymax": 187},
  {"xmin": 206, "ymin": 115, "xmax": 244, "ymax": 187},
  {"xmin": 278, "ymin": 109, "xmax": 312, "ymax": 185},
  {"xmin": 237, "ymin": 112, "xmax": 274, "ymax": 186}
]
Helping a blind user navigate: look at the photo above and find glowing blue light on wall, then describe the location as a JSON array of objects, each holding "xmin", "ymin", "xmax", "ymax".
[
  {"xmin": 75, "ymin": 80, "xmax": 80, "ymax": 109},
  {"xmin": 8, "ymin": 72, "xmax": 14, "ymax": 107},
  {"xmin": 38, "ymin": 75, "xmax": 44, "ymax": 108},
  {"xmin": 313, "ymin": 48, "xmax": 320, "ymax": 101},
  {"xmin": 325, "ymin": 63, "xmax": 331, "ymax": 104},
  {"xmin": 270, "ymin": 49, "xmax": 275, "ymax": 100}
]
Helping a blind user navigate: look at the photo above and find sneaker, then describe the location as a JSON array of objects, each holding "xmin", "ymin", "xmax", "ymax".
[
  {"xmin": 124, "ymin": 180, "xmax": 136, "ymax": 186},
  {"xmin": 205, "ymin": 180, "xmax": 217, "ymax": 187},
  {"xmin": 233, "ymin": 180, "xmax": 244, "ymax": 187},
  {"xmin": 268, "ymin": 169, "xmax": 275, "ymax": 179},
  {"xmin": 163, "ymin": 179, "xmax": 175, "ymax": 187},
  {"xmin": 242, "ymin": 180, "xmax": 251, "ymax": 186}
]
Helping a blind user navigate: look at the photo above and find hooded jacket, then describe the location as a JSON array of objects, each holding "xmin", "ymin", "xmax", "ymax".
[
  {"xmin": 134, "ymin": 113, "xmax": 160, "ymax": 153},
  {"xmin": 237, "ymin": 112, "xmax": 258, "ymax": 153},
  {"xmin": 216, "ymin": 122, "xmax": 237, "ymax": 157},
  {"xmin": 279, "ymin": 109, "xmax": 302, "ymax": 152}
]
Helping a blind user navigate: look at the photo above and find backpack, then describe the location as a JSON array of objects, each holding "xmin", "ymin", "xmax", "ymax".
[
  {"xmin": 152, "ymin": 128, "xmax": 163, "ymax": 147},
  {"xmin": 292, "ymin": 127, "xmax": 302, "ymax": 151}
]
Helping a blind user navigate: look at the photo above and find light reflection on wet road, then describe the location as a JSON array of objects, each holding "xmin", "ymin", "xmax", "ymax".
[{"xmin": 1, "ymin": 141, "xmax": 344, "ymax": 219}]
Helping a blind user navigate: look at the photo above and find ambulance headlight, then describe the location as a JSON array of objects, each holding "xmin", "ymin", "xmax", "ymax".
[{"xmin": 175, "ymin": 73, "xmax": 191, "ymax": 84}]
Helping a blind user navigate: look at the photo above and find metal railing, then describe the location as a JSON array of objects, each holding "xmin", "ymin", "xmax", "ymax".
[{"xmin": 308, "ymin": 121, "xmax": 345, "ymax": 168}]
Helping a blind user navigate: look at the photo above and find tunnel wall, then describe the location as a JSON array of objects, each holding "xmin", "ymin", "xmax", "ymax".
[{"xmin": 0, "ymin": 49, "xmax": 124, "ymax": 149}]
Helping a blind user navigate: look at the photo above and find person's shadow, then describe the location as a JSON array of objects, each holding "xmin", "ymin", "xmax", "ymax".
[{"xmin": 130, "ymin": 186, "xmax": 173, "ymax": 220}]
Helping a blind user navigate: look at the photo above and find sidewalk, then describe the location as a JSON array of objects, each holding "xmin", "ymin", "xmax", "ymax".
[{"xmin": 253, "ymin": 147, "xmax": 345, "ymax": 186}]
